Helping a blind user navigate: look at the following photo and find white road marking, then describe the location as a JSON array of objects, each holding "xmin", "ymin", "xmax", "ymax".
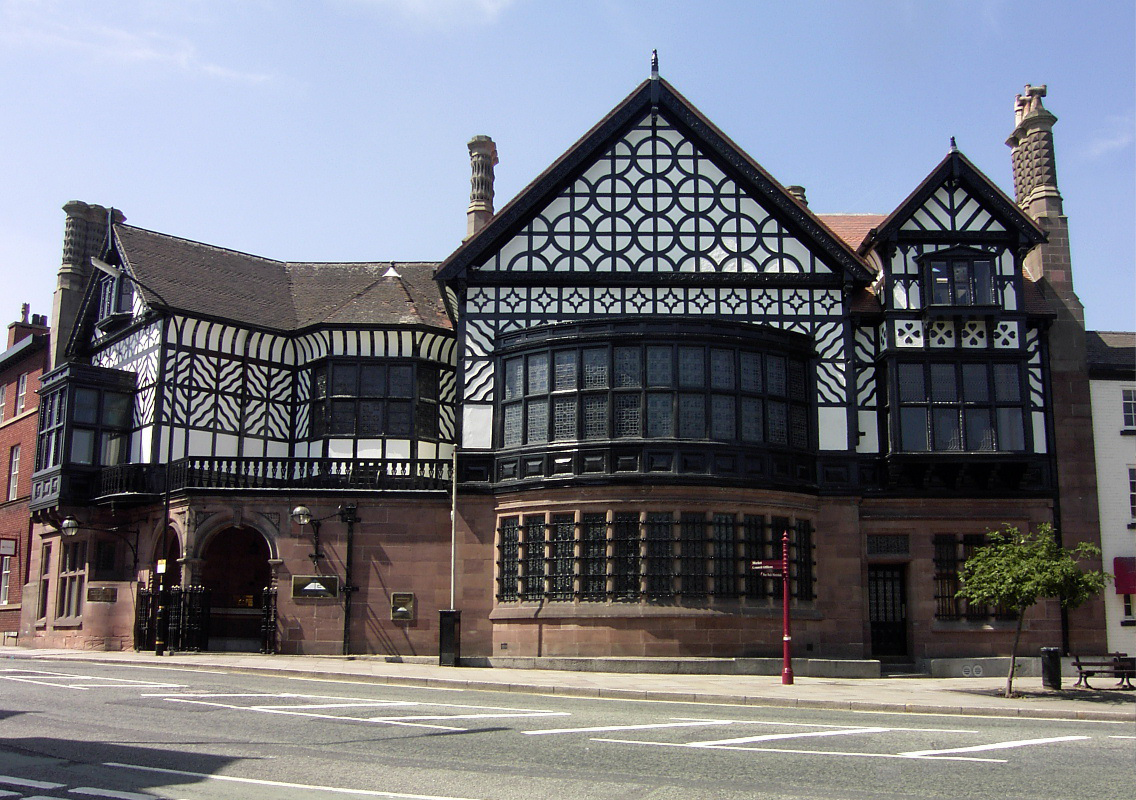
[
  {"xmin": 526, "ymin": 720, "xmax": 734, "ymax": 735},
  {"xmin": 0, "ymin": 790, "xmax": 19, "ymax": 798},
  {"xmin": 368, "ymin": 712, "xmax": 568, "ymax": 722},
  {"xmin": 163, "ymin": 700, "xmax": 466, "ymax": 730},
  {"xmin": 1, "ymin": 670, "xmax": 182, "ymax": 690},
  {"xmin": 256, "ymin": 702, "xmax": 418, "ymax": 710},
  {"xmin": 0, "ymin": 775, "xmax": 65, "ymax": 789},
  {"xmin": 689, "ymin": 727, "xmax": 892, "ymax": 747},
  {"xmin": 900, "ymin": 736, "xmax": 1091, "ymax": 757},
  {"xmin": 591, "ymin": 738, "xmax": 1007, "ymax": 762},
  {"xmin": 70, "ymin": 786, "xmax": 162, "ymax": 800},
  {"xmin": 105, "ymin": 761, "xmax": 489, "ymax": 799},
  {"xmin": 673, "ymin": 717, "xmax": 979, "ymax": 734},
  {"xmin": 1108, "ymin": 735, "xmax": 1136, "ymax": 739}
]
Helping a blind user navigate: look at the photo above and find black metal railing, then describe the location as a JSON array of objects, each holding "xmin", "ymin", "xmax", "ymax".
[
  {"xmin": 260, "ymin": 586, "xmax": 278, "ymax": 654},
  {"xmin": 135, "ymin": 585, "xmax": 210, "ymax": 652},
  {"xmin": 101, "ymin": 456, "xmax": 452, "ymax": 498}
]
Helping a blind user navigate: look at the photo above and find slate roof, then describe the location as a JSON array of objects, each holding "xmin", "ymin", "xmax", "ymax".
[
  {"xmin": 1086, "ymin": 330, "xmax": 1136, "ymax": 378},
  {"xmin": 112, "ymin": 224, "xmax": 449, "ymax": 332}
]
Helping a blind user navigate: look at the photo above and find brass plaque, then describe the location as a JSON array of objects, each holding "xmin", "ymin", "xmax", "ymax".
[
  {"xmin": 292, "ymin": 575, "xmax": 340, "ymax": 599},
  {"xmin": 87, "ymin": 587, "xmax": 118, "ymax": 603}
]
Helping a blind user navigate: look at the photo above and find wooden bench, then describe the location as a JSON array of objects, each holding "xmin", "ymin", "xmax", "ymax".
[{"xmin": 1071, "ymin": 652, "xmax": 1134, "ymax": 690}]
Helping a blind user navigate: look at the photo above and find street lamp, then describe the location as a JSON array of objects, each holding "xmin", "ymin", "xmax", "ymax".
[
  {"xmin": 290, "ymin": 503, "xmax": 360, "ymax": 655},
  {"xmin": 60, "ymin": 515, "xmax": 140, "ymax": 575}
]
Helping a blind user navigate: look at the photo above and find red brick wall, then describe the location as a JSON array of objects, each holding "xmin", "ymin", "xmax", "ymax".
[{"xmin": 0, "ymin": 331, "xmax": 47, "ymax": 637}]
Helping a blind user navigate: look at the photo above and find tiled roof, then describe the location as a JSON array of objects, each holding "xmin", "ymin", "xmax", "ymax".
[
  {"xmin": 1086, "ymin": 330, "xmax": 1136, "ymax": 378},
  {"xmin": 113, "ymin": 225, "xmax": 449, "ymax": 332},
  {"xmin": 817, "ymin": 214, "xmax": 887, "ymax": 252}
]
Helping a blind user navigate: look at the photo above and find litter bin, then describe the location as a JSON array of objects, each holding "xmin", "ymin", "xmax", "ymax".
[
  {"xmin": 1040, "ymin": 646, "xmax": 1061, "ymax": 690},
  {"xmin": 439, "ymin": 609, "xmax": 461, "ymax": 667}
]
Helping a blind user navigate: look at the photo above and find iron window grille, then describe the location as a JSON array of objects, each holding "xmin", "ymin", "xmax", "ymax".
[
  {"xmin": 933, "ymin": 533, "xmax": 1016, "ymax": 621},
  {"xmin": 494, "ymin": 510, "xmax": 815, "ymax": 604}
]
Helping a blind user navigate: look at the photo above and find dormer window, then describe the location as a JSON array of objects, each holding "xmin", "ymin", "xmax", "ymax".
[
  {"xmin": 924, "ymin": 250, "xmax": 997, "ymax": 308},
  {"xmin": 95, "ymin": 273, "xmax": 134, "ymax": 331}
]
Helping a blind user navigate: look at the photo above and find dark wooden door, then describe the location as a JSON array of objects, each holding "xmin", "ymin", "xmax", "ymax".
[{"xmin": 868, "ymin": 565, "xmax": 908, "ymax": 657}]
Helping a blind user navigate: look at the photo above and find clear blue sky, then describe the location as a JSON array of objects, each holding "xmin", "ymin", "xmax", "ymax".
[{"xmin": 1, "ymin": 1, "xmax": 1132, "ymax": 332}]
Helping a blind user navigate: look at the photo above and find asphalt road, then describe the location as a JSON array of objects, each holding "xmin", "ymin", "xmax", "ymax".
[{"xmin": 1, "ymin": 659, "xmax": 1132, "ymax": 800}]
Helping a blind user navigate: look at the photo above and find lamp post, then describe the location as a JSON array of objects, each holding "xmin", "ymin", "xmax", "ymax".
[{"xmin": 290, "ymin": 503, "xmax": 360, "ymax": 656}]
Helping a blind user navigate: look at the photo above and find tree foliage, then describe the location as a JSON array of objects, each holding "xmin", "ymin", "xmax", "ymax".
[{"xmin": 958, "ymin": 523, "xmax": 1109, "ymax": 697}]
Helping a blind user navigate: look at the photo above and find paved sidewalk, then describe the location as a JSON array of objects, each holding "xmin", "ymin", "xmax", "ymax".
[{"xmin": 3, "ymin": 646, "xmax": 1133, "ymax": 722}]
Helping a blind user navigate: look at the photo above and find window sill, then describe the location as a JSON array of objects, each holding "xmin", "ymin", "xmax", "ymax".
[
  {"xmin": 1120, "ymin": 429, "xmax": 1136, "ymax": 437},
  {"xmin": 0, "ymin": 602, "xmax": 21, "ymax": 611},
  {"xmin": 51, "ymin": 619, "xmax": 83, "ymax": 629}
]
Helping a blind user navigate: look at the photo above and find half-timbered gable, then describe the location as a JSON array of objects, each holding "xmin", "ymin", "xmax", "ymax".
[
  {"xmin": 859, "ymin": 148, "xmax": 1053, "ymax": 492},
  {"xmin": 440, "ymin": 77, "xmax": 875, "ymax": 490}
]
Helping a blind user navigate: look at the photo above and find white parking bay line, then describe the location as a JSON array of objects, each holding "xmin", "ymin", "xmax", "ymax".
[
  {"xmin": 900, "ymin": 735, "xmax": 1090, "ymax": 758},
  {"xmin": 526, "ymin": 721, "xmax": 733, "ymax": 736},
  {"xmin": 689, "ymin": 727, "xmax": 892, "ymax": 747},
  {"xmin": 105, "ymin": 761, "xmax": 489, "ymax": 800}
]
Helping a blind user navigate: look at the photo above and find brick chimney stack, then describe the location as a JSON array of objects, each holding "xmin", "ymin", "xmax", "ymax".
[
  {"xmin": 1008, "ymin": 86, "xmax": 1103, "ymax": 653},
  {"xmin": 7, "ymin": 304, "xmax": 49, "ymax": 348},
  {"xmin": 52, "ymin": 201, "xmax": 125, "ymax": 366},
  {"xmin": 465, "ymin": 135, "xmax": 498, "ymax": 240},
  {"xmin": 1005, "ymin": 84, "xmax": 1079, "ymax": 322}
]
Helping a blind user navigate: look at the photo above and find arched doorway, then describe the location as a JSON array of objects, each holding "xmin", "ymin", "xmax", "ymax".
[{"xmin": 201, "ymin": 527, "xmax": 271, "ymax": 652}]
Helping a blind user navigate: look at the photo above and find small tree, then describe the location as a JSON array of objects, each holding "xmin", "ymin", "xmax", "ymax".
[{"xmin": 957, "ymin": 523, "xmax": 1109, "ymax": 697}]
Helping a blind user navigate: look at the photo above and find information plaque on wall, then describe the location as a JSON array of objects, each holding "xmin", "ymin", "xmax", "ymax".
[{"xmin": 292, "ymin": 575, "xmax": 340, "ymax": 599}]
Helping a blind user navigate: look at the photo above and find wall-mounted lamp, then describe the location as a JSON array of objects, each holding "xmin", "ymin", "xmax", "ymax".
[
  {"xmin": 60, "ymin": 515, "xmax": 140, "ymax": 574},
  {"xmin": 289, "ymin": 503, "xmax": 361, "ymax": 655}
]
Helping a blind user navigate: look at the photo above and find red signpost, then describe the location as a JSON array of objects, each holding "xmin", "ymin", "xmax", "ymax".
[{"xmin": 749, "ymin": 530, "xmax": 793, "ymax": 685}]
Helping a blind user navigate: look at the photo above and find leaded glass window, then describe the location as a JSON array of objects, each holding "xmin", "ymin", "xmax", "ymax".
[
  {"xmin": 310, "ymin": 359, "xmax": 442, "ymax": 442},
  {"xmin": 614, "ymin": 347, "xmax": 641, "ymax": 388},
  {"xmin": 895, "ymin": 361, "xmax": 1027, "ymax": 453},
  {"xmin": 554, "ymin": 350, "xmax": 577, "ymax": 390},
  {"xmin": 583, "ymin": 348, "xmax": 608, "ymax": 388},
  {"xmin": 497, "ymin": 336, "xmax": 812, "ymax": 454},
  {"xmin": 614, "ymin": 394, "xmax": 640, "ymax": 437},
  {"xmin": 580, "ymin": 513, "xmax": 607, "ymax": 600}
]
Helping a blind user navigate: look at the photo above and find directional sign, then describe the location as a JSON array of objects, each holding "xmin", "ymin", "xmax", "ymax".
[{"xmin": 750, "ymin": 559, "xmax": 785, "ymax": 575}]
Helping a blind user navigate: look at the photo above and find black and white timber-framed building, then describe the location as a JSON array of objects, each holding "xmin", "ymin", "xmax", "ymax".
[{"xmin": 19, "ymin": 70, "xmax": 1107, "ymax": 664}]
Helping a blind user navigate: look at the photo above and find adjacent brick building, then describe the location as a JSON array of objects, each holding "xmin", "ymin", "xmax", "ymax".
[
  {"xmin": 18, "ymin": 73, "xmax": 1111, "ymax": 666},
  {"xmin": 0, "ymin": 306, "xmax": 50, "ymax": 640}
]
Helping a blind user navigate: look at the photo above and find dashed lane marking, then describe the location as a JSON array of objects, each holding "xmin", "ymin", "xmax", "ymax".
[{"xmin": 70, "ymin": 786, "xmax": 164, "ymax": 800}]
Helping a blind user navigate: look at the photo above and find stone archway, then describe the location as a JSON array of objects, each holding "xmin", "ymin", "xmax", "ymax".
[{"xmin": 200, "ymin": 527, "xmax": 272, "ymax": 652}]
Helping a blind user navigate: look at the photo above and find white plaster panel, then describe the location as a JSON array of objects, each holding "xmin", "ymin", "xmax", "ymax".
[
  {"xmin": 463, "ymin": 404, "xmax": 494, "ymax": 449},
  {"xmin": 327, "ymin": 439, "xmax": 353, "ymax": 458},
  {"xmin": 855, "ymin": 410, "xmax": 878, "ymax": 454},
  {"xmin": 817, "ymin": 406, "xmax": 848, "ymax": 451},
  {"xmin": 1031, "ymin": 411, "xmax": 1047, "ymax": 453}
]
